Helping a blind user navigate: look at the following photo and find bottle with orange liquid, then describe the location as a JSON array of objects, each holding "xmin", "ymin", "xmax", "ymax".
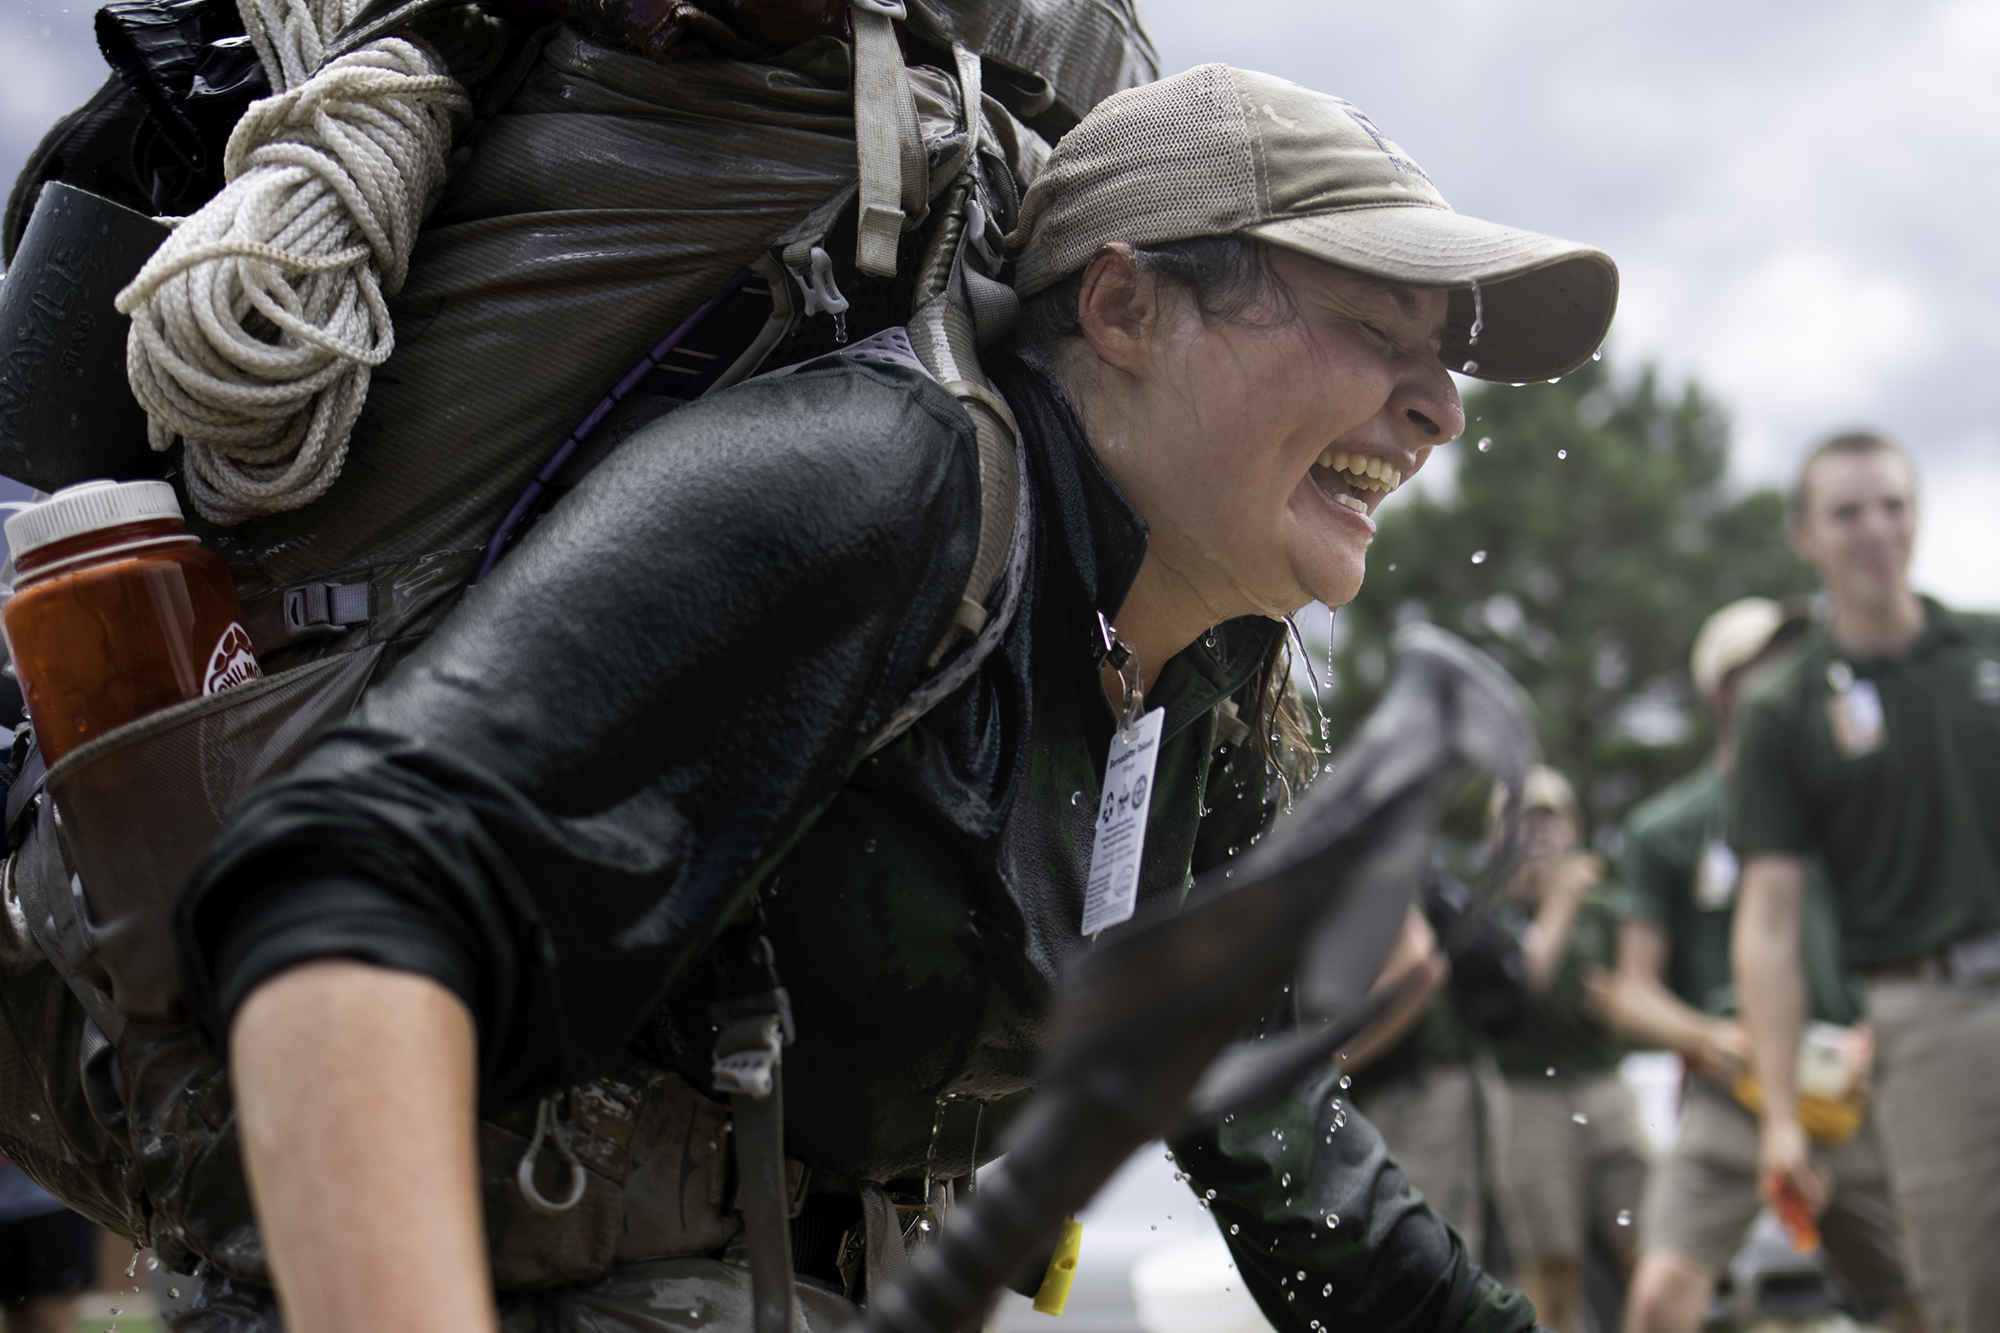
[{"xmin": 2, "ymin": 480, "xmax": 261, "ymax": 766}]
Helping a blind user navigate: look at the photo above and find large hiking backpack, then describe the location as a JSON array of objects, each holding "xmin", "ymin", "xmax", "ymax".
[{"xmin": 0, "ymin": 0, "xmax": 1153, "ymax": 1297}]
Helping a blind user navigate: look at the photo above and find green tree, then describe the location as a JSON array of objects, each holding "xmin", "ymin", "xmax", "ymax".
[{"xmin": 1308, "ymin": 359, "xmax": 1816, "ymax": 850}]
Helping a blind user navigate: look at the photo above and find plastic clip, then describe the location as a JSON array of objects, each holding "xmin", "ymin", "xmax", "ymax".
[
  {"xmin": 712, "ymin": 1013, "xmax": 787, "ymax": 1100},
  {"xmin": 962, "ymin": 192, "xmax": 1003, "ymax": 272},
  {"xmin": 794, "ymin": 245, "xmax": 851, "ymax": 344},
  {"xmin": 515, "ymin": 1094, "xmax": 587, "ymax": 1214}
]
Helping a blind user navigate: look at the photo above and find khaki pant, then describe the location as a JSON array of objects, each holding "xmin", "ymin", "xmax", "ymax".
[
  {"xmin": 1353, "ymin": 1062, "xmax": 1493, "ymax": 1257},
  {"xmin": 1491, "ymin": 1073, "xmax": 1651, "ymax": 1266},
  {"xmin": 1867, "ymin": 975, "xmax": 2000, "ymax": 1333},
  {"xmin": 1639, "ymin": 1076, "xmax": 1905, "ymax": 1309}
]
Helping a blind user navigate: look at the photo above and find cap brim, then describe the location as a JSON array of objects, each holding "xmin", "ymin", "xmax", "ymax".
[{"xmin": 1246, "ymin": 206, "xmax": 1618, "ymax": 383}]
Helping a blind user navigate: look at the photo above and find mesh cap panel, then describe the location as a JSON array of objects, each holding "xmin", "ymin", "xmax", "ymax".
[{"xmin": 1011, "ymin": 64, "xmax": 1258, "ymax": 297}]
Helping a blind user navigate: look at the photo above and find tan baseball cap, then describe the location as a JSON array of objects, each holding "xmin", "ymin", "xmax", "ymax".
[
  {"xmin": 1007, "ymin": 64, "xmax": 1619, "ymax": 384},
  {"xmin": 1690, "ymin": 597, "xmax": 1812, "ymax": 703},
  {"xmin": 1485, "ymin": 764, "xmax": 1579, "ymax": 839}
]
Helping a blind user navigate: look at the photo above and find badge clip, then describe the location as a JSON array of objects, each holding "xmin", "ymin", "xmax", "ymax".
[{"xmin": 1093, "ymin": 611, "xmax": 1144, "ymax": 736}]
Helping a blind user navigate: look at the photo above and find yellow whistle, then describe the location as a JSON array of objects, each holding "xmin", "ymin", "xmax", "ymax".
[{"xmin": 1032, "ymin": 1218, "xmax": 1084, "ymax": 1316}]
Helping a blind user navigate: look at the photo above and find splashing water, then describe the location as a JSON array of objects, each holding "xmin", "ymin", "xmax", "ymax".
[
  {"xmin": 1477, "ymin": 436, "xmax": 1492, "ymax": 452},
  {"xmin": 1461, "ymin": 359, "xmax": 1479, "ymax": 374},
  {"xmin": 1571, "ymin": 1112, "xmax": 1590, "ymax": 1125},
  {"xmin": 1557, "ymin": 450, "xmax": 1567, "ymax": 460},
  {"xmin": 1468, "ymin": 279, "xmax": 1484, "ymax": 347},
  {"xmin": 1470, "ymin": 551, "xmax": 1488, "ymax": 565},
  {"xmin": 1616, "ymin": 1210, "xmax": 1633, "ymax": 1227}
]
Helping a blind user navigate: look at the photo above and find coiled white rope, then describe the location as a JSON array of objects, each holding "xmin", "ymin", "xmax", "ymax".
[{"xmin": 115, "ymin": 0, "xmax": 471, "ymax": 525}]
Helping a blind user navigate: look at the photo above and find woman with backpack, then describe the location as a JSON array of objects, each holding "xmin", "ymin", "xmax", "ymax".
[{"xmin": 172, "ymin": 64, "xmax": 1616, "ymax": 1333}]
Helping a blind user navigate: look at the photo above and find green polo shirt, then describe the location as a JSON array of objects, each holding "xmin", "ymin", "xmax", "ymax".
[
  {"xmin": 1621, "ymin": 762, "xmax": 1860, "ymax": 1025},
  {"xmin": 1491, "ymin": 886, "xmax": 1629, "ymax": 1078},
  {"xmin": 1733, "ymin": 598, "xmax": 2000, "ymax": 966}
]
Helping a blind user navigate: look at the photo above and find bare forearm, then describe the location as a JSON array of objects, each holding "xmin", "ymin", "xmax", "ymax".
[
  {"xmin": 1605, "ymin": 919, "xmax": 1739, "ymax": 1064},
  {"xmin": 1606, "ymin": 973, "xmax": 1730, "ymax": 1056},
  {"xmin": 231, "ymin": 959, "xmax": 495, "ymax": 1333},
  {"xmin": 1732, "ymin": 858, "xmax": 1807, "ymax": 1122}
]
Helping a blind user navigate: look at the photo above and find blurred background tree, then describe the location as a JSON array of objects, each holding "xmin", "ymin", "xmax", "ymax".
[{"xmin": 1304, "ymin": 358, "xmax": 1817, "ymax": 854}]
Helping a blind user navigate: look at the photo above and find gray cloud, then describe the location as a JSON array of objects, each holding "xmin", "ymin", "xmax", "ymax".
[{"xmin": 4, "ymin": 0, "xmax": 1992, "ymax": 601}]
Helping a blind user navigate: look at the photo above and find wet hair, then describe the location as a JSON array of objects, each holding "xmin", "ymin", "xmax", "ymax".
[
  {"xmin": 1006, "ymin": 235, "xmax": 1296, "ymax": 377},
  {"xmin": 1789, "ymin": 431, "xmax": 1915, "ymax": 524},
  {"xmin": 1003, "ymin": 237, "xmax": 1319, "ymax": 794}
]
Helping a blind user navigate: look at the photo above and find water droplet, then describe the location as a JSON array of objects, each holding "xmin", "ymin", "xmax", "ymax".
[
  {"xmin": 1205, "ymin": 1189, "xmax": 1217, "ymax": 1201},
  {"xmin": 26, "ymin": 1113, "xmax": 38, "ymax": 1124},
  {"xmin": 862, "ymin": 837, "xmax": 877, "ymax": 853},
  {"xmin": 1296, "ymin": 1270, "xmax": 1308, "ymax": 1282},
  {"xmin": 1323, "ymin": 1283, "xmax": 1333, "ymax": 1297},
  {"xmin": 124, "ymin": 1256, "xmax": 138, "ymax": 1278},
  {"xmin": 1071, "ymin": 790, "xmax": 1083, "ymax": 807},
  {"xmin": 1468, "ymin": 278, "xmax": 1484, "ymax": 347},
  {"xmin": 1592, "ymin": 349, "xmax": 1603, "ymax": 362},
  {"xmin": 1476, "ymin": 436, "xmax": 1492, "ymax": 452},
  {"xmin": 1280, "ymin": 1172, "xmax": 1291, "ymax": 1187},
  {"xmin": 110, "ymin": 1309, "xmax": 121, "ymax": 1316},
  {"xmin": 1470, "ymin": 550, "xmax": 1487, "ymax": 565},
  {"xmin": 169, "ymin": 1288, "xmax": 180, "ymax": 1299},
  {"xmin": 1229, "ymin": 1223, "xmax": 1240, "ymax": 1234},
  {"xmin": 919, "ymin": 1218, "xmax": 932, "ymax": 1231},
  {"xmin": 1205, "ymin": 631, "xmax": 1217, "ymax": 649},
  {"xmin": 1150, "ymin": 1224, "xmax": 1157, "ymax": 1231},
  {"xmin": 1287, "ymin": 1292, "xmax": 1297, "ymax": 1302},
  {"xmin": 146, "ymin": 1257, "xmax": 159, "ymax": 1271},
  {"xmin": 1547, "ymin": 376, "xmax": 1561, "ymax": 384},
  {"xmin": 1460, "ymin": 359, "xmax": 1479, "ymax": 374},
  {"xmin": 1617, "ymin": 1209, "xmax": 1633, "ymax": 1227},
  {"xmin": 1546, "ymin": 1066, "xmax": 1557, "ymax": 1077},
  {"xmin": 1571, "ymin": 1112, "xmax": 1590, "ymax": 1125},
  {"xmin": 1325, "ymin": 1213, "xmax": 1340, "ymax": 1229},
  {"xmin": 1387, "ymin": 562, "xmax": 1397, "ymax": 571},
  {"xmin": 1338, "ymin": 1075, "xmax": 1351, "ymax": 1090},
  {"xmin": 1556, "ymin": 449, "xmax": 1567, "ymax": 460}
]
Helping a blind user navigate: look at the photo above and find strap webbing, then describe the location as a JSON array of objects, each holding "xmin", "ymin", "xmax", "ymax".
[{"xmin": 850, "ymin": 0, "xmax": 927, "ymax": 277}]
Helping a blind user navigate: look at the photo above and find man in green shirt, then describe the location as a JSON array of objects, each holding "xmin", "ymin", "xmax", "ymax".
[
  {"xmin": 1486, "ymin": 767, "xmax": 1651, "ymax": 1333},
  {"xmin": 1606, "ymin": 598, "xmax": 1911, "ymax": 1332},
  {"xmin": 1733, "ymin": 432, "xmax": 2000, "ymax": 1333}
]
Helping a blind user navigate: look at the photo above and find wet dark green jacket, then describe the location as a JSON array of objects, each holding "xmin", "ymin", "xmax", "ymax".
[{"xmin": 176, "ymin": 354, "xmax": 1533, "ymax": 1332}]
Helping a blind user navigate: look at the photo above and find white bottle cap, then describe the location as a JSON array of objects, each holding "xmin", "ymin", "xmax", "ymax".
[{"xmin": 4, "ymin": 479, "xmax": 185, "ymax": 561}]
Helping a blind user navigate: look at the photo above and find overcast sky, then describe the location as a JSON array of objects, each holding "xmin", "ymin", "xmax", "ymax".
[{"xmin": 3, "ymin": 0, "xmax": 1993, "ymax": 606}]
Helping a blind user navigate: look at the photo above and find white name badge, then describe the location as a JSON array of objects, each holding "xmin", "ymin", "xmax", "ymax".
[
  {"xmin": 1081, "ymin": 706, "xmax": 1165, "ymax": 936},
  {"xmin": 1694, "ymin": 837, "xmax": 1739, "ymax": 911},
  {"xmin": 1832, "ymin": 676, "xmax": 1888, "ymax": 756}
]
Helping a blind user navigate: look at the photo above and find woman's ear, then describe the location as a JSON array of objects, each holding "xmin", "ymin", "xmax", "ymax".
[{"xmin": 1075, "ymin": 245, "xmax": 1162, "ymax": 377}]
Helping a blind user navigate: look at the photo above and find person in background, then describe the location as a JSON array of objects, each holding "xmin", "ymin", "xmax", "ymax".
[
  {"xmin": 1732, "ymin": 431, "xmax": 2000, "ymax": 1333},
  {"xmin": 1487, "ymin": 766, "xmax": 1650, "ymax": 1333},
  {"xmin": 1347, "ymin": 872, "xmax": 1531, "ymax": 1268},
  {"xmin": 0, "ymin": 1160, "xmax": 98, "ymax": 1333},
  {"xmin": 1602, "ymin": 598, "xmax": 1916, "ymax": 1333}
]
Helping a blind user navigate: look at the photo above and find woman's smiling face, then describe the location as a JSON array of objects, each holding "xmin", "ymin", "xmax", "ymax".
[{"xmin": 1080, "ymin": 245, "xmax": 1463, "ymax": 627}]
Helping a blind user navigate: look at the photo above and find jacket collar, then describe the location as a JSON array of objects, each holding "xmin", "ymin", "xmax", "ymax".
[
  {"xmin": 988, "ymin": 355, "xmax": 1148, "ymax": 629},
  {"xmin": 989, "ymin": 355, "xmax": 1284, "ymax": 736}
]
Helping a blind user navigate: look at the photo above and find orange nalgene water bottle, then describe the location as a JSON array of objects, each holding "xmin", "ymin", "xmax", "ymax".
[{"xmin": 2, "ymin": 480, "xmax": 261, "ymax": 766}]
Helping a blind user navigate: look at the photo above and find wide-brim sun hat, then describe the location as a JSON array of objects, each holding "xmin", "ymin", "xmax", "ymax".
[
  {"xmin": 1690, "ymin": 597, "xmax": 1814, "ymax": 702},
  {"xmin": 1006, "ymin": 64, "xmax": 1618, "ymax": 384}
]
